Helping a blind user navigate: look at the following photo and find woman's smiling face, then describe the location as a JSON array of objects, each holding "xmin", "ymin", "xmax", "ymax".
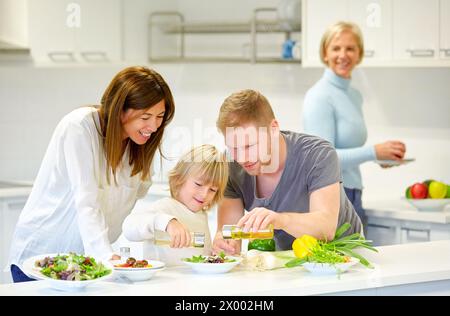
[
  {"xmin": 324, "ymin": 30, "xmax": 361, "ymax": 79},
  {"xmin": 120, "ymin": 99, "xmax": 166, "ymax": 144}
]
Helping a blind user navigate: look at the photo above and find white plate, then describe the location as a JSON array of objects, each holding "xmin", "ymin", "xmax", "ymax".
[
  {"xmin": 182, "ymin": 256, "xmax": 242, "ymax": 274},
  {"xmin": 301, "ymin": 257, "xmax": 359, "ymax": 275},
  {"xmin": 22, "ymin": 253, "xmax": 113, "ymax": 292},
  {"xmin": 111, "ymin": 260, "xmax": 165, "ymax": 282},
  {"xmin": 404, "ymin": 197, "xmax": 450, "ymax": 212},
  {"xmin": 374, "ymin": 158, "xmax": 415, "ymax": 166}
]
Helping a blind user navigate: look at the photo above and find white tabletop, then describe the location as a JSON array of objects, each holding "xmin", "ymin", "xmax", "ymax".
[{"xmin": 1, "ymin": 240, "xmax": 450, "ymax": 296}]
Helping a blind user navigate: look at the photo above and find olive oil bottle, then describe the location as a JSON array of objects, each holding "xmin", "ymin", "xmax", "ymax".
[{"xmin": 222, "ymin": 224, "xmax": 274, "ymax": 240}]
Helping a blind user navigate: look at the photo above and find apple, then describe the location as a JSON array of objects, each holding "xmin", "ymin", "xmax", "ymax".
[
  {"xmin": 410, "ymin": 183, "xmax": 428, "ymax": 199},
  {"xmin": 428, "ymin": 181, "xmax": 447, "ymax": 199},
  {"xmin": 447, "ymin": 185, "xmax": 450, "ymax": 198}
]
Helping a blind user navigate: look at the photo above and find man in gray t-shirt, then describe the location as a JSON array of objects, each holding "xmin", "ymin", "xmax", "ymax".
[{"xmin": 213, "ymin": 89, "xmax": 362, "ymax": 254}]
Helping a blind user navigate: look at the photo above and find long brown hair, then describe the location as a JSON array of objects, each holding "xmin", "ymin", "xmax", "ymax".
[{"xmin": 98, "ymin": 66, "xmax": 175, "ymax": 183}]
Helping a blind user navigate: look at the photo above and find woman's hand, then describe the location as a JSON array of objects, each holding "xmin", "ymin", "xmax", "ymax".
[
  {"xmin": 236, "ymin": 207, "xmax": 283, "ymax": 232},
  {"xmin": 212, "ymin": 231, "xmax": 241, "ymax": 255},
  {"xmin": 375, "ymin": 140, "xmax": 406, "ymax": 161},
  {"xmin": 166, "ymin": 219, "xmax": 191, "ymax": 248}
]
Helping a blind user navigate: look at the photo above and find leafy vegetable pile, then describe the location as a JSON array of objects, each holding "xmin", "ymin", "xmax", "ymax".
[
  {"xmin": 183, "ymin": 252, "xmax": 236, "ymax": 264},
  {"xmin": 35, "ymin": 253, "xmax": 111, "ymax": 281},
  {"xmin": 286, "ymin": 223, "xmax": 378, "ymax": 269}
]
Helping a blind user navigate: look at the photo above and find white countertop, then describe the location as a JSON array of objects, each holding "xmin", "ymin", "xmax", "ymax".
[
  {"xmin": 365, "ymin": 199, "xmax": 450, "ymax": 224},
  {"xmin": 1, "ymin": 240, "xmax": 449, "ymax": 296}
]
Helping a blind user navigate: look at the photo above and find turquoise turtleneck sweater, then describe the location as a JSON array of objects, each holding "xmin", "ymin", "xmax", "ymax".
[{"xmin": 303, "ymin": 68, "xmax": 376, "ymax": 190}]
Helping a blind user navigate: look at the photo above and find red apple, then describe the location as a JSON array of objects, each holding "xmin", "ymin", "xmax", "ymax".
[{"xmin": 410, "ymin": 183, "xmax": 428, "ymax": 199}]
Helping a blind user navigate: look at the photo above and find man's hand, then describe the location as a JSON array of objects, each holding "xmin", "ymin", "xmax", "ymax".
[
  {"xmin": 212, "ymin": 231, "xmax": 241, "ymax": 255},
  {"xmin": 236, "ymin": 207, "xmax": 283, "ymax": 232},
  {"xmin": 166, "ymin": 219, "xmax": 191, "ymax": 248}
]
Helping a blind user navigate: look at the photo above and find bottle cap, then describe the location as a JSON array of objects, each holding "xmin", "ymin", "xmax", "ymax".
[{"xmin": 193, "ymin": 232, "xmax": 205, "ymax": 247}]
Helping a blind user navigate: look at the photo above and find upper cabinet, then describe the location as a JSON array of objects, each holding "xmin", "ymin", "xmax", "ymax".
[
  {"xmin": 302, "ymin": 0, "xmax": 450, "ymax": 67},
  {"xmin": 392, "ymin": 0, "xmax": 439, "ymax": 61},
  {"xmin": 303, "ymin": 0, "xmax": 347, "ymax": 64},
  {"xmin": 28, "ymin": 0, "xmax": 122, "ymax": 63},
  {"xmin": 440, "ymin": 0, "xmax": 450, "ymax": 59}
]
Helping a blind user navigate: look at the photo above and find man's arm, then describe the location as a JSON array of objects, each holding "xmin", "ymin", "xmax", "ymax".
[
  {"xmin": 237, "ymin": 182, "xmax": 340, "ymax": 241},
  {"xmin": 212, "ymin": 197, "xmax": 245, "ymax": 254}
]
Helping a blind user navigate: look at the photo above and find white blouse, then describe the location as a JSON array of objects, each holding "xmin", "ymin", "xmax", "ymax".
[
  {"xmin": 122, "ymin": 197, "xmax": 212, "ymax": 266},
  {"xmin": 9, "ymin": 107, "xmax": 152, "ymax": 267}
]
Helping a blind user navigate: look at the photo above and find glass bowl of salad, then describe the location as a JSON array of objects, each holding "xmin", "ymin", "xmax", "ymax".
[
  {"xmin": 182, "ymin": 252, "xmax": 242, "ymax": 274},
  {"xmin": 22, "ymin": 253, "xmax": 113, "ymax": 291}
]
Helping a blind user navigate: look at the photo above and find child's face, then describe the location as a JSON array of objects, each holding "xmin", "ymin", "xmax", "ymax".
[{"xmin": 177, "ymin": 176, "xmax": 218, "ymax": 212}]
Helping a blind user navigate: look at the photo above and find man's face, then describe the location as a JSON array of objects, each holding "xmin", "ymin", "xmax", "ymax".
[{"xmin": 224, "ymin": 122, "xmax": 280, "ymax": 175}]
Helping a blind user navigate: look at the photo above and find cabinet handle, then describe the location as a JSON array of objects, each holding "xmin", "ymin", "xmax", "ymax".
[
  {"xmin": 367, "ymin": 223, "xmax": 394, "ymax": 230},
  {"xmin": 440, "ymin": 49, "xmax": 450, "ymax": 57},
  {"xmin": 406, "ymin": 49, "xmax": 435, "ymax": 57},
  {"xmin": 81, "ymin": 51, "xmax": 109, "ymax": 62},
  {"xmin": 364, "ymin": 50, "xmax": 375, "ymax": 58},
  {"xmin": 48, "ymin": 51, "xmax": 76, "ymax": 62},
  {"xmin": 401, "ymin": 227, "xmax": 430, "ymax": 240}
]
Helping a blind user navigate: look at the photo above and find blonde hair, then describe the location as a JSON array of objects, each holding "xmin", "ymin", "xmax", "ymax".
[
  {"xmin": 168, "ymin": 145, "xmax": 229, "ymax": 210},
  {"xmin": 216, "ymin": 89, "xmax": 275, "ymax": 133},
  {"xmin": 320, "ymin": 21, "xmax": 364, "ymax": 65},
  {"xmin": 97, "ymin": 66, "xmax": 175, "ymax": 184}
]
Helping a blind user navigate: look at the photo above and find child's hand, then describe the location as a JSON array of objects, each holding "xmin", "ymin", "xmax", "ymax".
[{"xmin": 166, "ymin": 219, "xmax": 191, "ymax": 248}]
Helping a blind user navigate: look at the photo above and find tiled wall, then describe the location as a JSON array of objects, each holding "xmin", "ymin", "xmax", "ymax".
[{"xmin": 0, "ymin": 63, "xmax": 449, "ymax": 202}]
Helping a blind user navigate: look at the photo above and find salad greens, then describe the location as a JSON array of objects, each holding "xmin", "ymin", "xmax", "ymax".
[
  {"xmin": 286, "ymin": 223, "xmax": 378, "ymax": 269},
  {"xmin": 35, "ymin": 253, "xmax": 111, "ymax": 281},
  {"xmin": 183, "ymin": 252, "xmax": 236, "ymax": 264}
]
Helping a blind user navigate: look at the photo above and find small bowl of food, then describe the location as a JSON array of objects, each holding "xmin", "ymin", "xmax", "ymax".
[
  {"xmin": 182, "ymin": 252, "xmax": 242, "ymax": 274},
  {"xmin": 112, "ymin": 257, "xmax": 165, "ymax": 282},
  {"xmin": 301, "ymin": 257, "xmax": 360, "ymax": 275},
  {"xmin": 22, "ymin": 253, "xmax": 113, "ymax": 291}
]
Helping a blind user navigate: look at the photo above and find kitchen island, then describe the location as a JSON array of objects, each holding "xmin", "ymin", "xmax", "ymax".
[{"xmin": 1, "ymin": 240, "xmax": 450, "ymax": 296}]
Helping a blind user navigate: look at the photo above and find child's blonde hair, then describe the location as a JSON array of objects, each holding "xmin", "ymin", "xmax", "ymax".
[{"xmin": 168, "ymin": 145, "xmax": 229, "ymax": 210}]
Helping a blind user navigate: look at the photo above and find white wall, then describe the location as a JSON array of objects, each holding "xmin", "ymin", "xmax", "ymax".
[
  {"xmin": 0, "ymin": 63, "xmax": 449, "ymax": 203},
  {"xmin": 0, "ymin": 0, "xmax": 28, "ymax": 46}
]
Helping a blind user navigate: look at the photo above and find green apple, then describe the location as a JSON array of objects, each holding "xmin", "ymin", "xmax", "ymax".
[
  {"xmin": 405, "ymin": 186, "xmax": 413, "ymax": 199},
  {"xmin": 428, "ymin": 181, "xmax": 447, "ymax": 199},
  {"xmin": 446, "ymin": 185, "xmax": 450, "ymax": 198}
]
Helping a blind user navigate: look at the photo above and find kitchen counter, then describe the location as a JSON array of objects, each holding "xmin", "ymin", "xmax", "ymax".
[
  {"xmin": 365, "ymin": 199, "xmax": 450, "ymax": 224},
  {"xmin": 1, "ymin": 240, "xmax": 450, "ymax": 296}
]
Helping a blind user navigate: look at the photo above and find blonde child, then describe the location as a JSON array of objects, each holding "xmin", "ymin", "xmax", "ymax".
[{"xmin": 122, "ymin": 144, "xmax": 228, "ymax": 266}]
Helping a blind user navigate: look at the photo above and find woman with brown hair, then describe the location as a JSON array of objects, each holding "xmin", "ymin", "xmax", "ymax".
[{"xmin": 8, "ymin": 66, "xmax": 175, "ymax": 282}]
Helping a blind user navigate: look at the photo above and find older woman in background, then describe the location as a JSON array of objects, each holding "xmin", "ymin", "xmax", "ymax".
[{"xmin": 303, "ymin": 21, "xmax": 406, "ymax": 228}]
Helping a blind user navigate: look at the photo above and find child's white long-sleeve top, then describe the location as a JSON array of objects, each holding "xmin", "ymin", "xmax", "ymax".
[{"xmin": 122, "ymin": 197, "xmax": 212, "ymax": 266}]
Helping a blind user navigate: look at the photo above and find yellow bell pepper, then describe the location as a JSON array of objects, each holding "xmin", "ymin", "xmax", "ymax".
[{"xmin": 292, "ymin": 235, "xmax": 318, "ymax": 258}]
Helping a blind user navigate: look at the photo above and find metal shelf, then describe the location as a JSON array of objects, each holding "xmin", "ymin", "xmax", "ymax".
[{"xmin": 148, "ymin": 9, "xmax": 301, "ymax": 64}]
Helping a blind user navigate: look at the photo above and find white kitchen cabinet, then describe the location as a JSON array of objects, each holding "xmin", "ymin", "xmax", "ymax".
[
  {"xmin": 366, "ymin": 214, "xmax": 450, "ymax": 246},
  {"xmin": 28, "ymin": 0, "xmax": 122, "ymax": 63},
  {"xmin": 440, "ymin": 0, "xmax": 450, "ymax": 59},
  {"xmin": 392, "ymin": 0, "xmax": 439, "ymax": 61},
  {"xmin": 303, "ymin": 0, "xmax": 348, "ymax": 64},
  {"xmin": 348, "ymin": 0, "xmax": 392, "ymax": 63},
  {"xmin": 0, "ymin": 197, "xmax": 27, "ymax": 284},
  {"xmin": 302, "ymin": 0, "xmax": 450, "ymax": 67}
]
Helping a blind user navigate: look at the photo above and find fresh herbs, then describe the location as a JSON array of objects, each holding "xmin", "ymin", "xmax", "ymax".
[{"xmin": 286, "ymin": 223, "xmax": 378, "ymax": 269}]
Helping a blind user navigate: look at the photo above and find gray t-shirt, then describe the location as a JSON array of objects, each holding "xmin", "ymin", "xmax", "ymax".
[{"xmin": 224, "ymin": 131, "xmax": 362, "ymax": 250}]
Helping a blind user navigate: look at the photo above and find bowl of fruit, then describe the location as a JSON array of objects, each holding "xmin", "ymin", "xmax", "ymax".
[{"xmin": 404, "ymin": 180, "xmax": 450, "ymax": 212}]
